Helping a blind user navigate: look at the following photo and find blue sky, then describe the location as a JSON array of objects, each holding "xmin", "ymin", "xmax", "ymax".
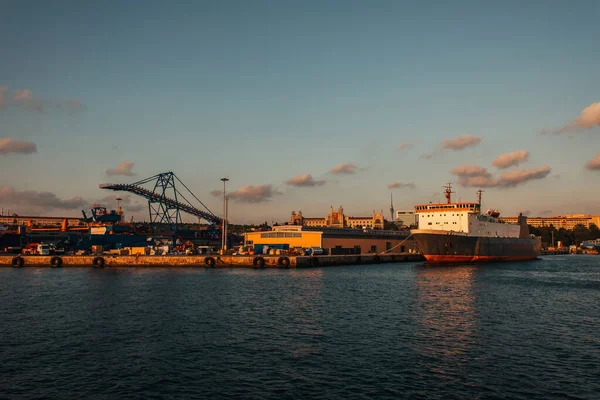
[{"xmin": 1, "ymin": 1, "xmax": 599, "ymax": 224}]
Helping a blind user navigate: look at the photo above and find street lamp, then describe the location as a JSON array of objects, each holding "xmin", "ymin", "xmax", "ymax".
[{"xmin": 220, "ymin": 177, "xmax": 229, "ymax": 252}]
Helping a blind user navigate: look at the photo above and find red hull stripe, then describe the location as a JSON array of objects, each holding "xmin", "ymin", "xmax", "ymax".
[{"xmin": 425, "ymin": 255, "xmax": 537, "ymax": 263}]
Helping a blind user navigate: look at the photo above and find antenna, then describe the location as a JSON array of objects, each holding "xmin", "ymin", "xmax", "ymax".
[
  {"xmin": 389, "ymin": 193, "xmax": 394, "ymax": 222},
  {"xmin": 476, "ymin": 190, "xmax": 484, "ymax": 205},
  {"xmin": 443, "ymin": 182, "xmax": 454, "ymax": 204}
]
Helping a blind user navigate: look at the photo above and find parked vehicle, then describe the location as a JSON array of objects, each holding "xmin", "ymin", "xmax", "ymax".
[{"xmin": 22, "ymin": 242, "xmax": 50, "ymax": 255}]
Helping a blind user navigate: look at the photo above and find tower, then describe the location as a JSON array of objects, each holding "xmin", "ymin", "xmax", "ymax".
[{"xmin": 390, "ymin": 193, "xmax": 394, "ymax": 222}]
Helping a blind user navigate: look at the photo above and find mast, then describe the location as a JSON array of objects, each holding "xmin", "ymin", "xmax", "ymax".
[
  {"xmin": 443, "ymin": 182, "xmax": 454, "ymax": 204},
  {"xmin": 476, "ymin": 189, "xmax": 484, "ymax": 206},
  {"xmin": 389, "ymin": 193, "xmax": 394, "ymax": 222}
]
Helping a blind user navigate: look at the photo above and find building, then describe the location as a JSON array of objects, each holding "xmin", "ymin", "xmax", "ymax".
[
  {"xmin": 0, "ymin": 215, "xmax": 84, "ymax": 227},
  {"xmin": 395, "ymin": 210, "xmax": 416, "ymax": 226},
  {"xmin": 502, "ymin": 214, "xmax": 600, "ymax": 230},
  {"xmin": 289, "ymin": 206, "xmax": 386, "ymax": 230},
  {"xmin": 245, "ymin": 225, "xmax": 416, "ymax": 255}
]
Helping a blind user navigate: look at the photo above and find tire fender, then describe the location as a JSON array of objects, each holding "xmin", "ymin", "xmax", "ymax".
[
  {"xmin": 50, "ymin": 256, "xmax": 63, "ymax": 268},
  {"xmin": 253, "ymin": 256, "xmax": 265, "ymax": 268},
  {"xmin": 12, "ymin": 257, "xmax": 24, "ymax": 268},
  {"xmin": 277, "ymin": 256, "xmax": 290, "ymax": 268},
  {"xmin": 93, "ymin": 256, "xmax": 105, "ymax": 268},
  {"xmin": 204, "ymin": 257, "xmax": 216, "ymax": 267}
]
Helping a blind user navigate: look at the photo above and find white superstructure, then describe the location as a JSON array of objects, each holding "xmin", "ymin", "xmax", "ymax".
[{"xmin": 414, "ymin": 185, "xmax": 521, "ymax": 238}]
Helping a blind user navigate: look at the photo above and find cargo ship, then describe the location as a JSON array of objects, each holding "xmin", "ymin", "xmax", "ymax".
[{"xmin": 411, "ymin": 184, "xmax": 541, "ymax": 263}]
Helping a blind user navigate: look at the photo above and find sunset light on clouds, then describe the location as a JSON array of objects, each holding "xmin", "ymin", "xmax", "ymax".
[{"xmin": 1, "ymin": 1, "xmax": 599, "ymax": 222}]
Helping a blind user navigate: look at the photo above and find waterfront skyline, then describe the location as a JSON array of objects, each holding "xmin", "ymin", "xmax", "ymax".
[{"xmin": 1, "ymin": 1, "xmax": 599, "ymax": 224}]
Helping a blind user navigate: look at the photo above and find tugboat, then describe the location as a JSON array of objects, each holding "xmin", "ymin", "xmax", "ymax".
[{"xmin": 411, "ymin": 183, "xmax": 541, "ymax": 263}]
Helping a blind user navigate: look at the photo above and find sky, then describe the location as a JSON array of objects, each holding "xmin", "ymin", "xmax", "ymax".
[{"xmin": 1, "ymin": 0, "xmax": 599, "ymax": 224}]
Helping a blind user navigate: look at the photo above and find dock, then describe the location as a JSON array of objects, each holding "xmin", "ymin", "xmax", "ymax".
[{"xmin": 0, "ymin": 253, "xmax": 425, "ymax": 268}]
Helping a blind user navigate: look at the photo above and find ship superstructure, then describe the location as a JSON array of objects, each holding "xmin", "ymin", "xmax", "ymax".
[{"xmin": 411, "ymin": 184, "xmax": 540, "ymax": 263}]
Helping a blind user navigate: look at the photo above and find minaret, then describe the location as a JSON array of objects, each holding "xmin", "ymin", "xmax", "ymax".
[{"xmin": 389, "ymin": 193, "xmax": 394, "ymax": 222}]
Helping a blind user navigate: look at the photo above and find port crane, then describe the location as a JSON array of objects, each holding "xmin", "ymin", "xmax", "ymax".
[{"xmin": 100, "ymin": 172, "xmax": 221, "ymax": 232}]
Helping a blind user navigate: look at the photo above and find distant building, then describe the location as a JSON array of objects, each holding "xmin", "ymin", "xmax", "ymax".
[
  {"xmin": 289, "ymin": 206, "xmax": 385, "ymax": 230},
  {"xmin": 245, "ymin": 225, "xmax": 415, "ymax": 255},
  {"xmin": 0, "ymin": 215, "xmax": 84, "ymax": 227},
  {"xmin": 502, "ymin": 214, "xmax": 600, "ymax": 230},
  {"xmin": 395, "ymin": 210, "xmax": 416, "ymax": 226}
]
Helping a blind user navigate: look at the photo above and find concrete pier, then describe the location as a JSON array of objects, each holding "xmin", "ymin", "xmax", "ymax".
[{"xmin": 0, "ymin": 253, "xmax": 425, "ymax": 268}]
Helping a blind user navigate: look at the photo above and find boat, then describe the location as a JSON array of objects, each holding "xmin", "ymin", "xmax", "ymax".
[{"xmin": 410, "ymin": 184, "xmax": 541, "ymax": 263}]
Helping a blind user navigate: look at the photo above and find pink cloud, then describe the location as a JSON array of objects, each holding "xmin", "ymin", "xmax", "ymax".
[
  {"xmin": 492, "ymin": 150, "xmax": 529, "ymax": 169},
  {"xmin": 0, "ymin": 86, "xmax": 85, "ymax": 113},
  {"xmin": 542, "ymin": 102, "xmax": 600, "ymax": 135},
  {"xmin": 387, "ymin": 182, "xmax": 416, "ymax": 189},
  {"xmin": 329, "ymin": 163, "xmax": 358, "ymax": 174},
  {"xmin": 106, "ymin": 161, "xmax": 136, "ymax": 176},
  {"xmin": 0, "ymin": 138, "xmax": 37, "ymax": 155},
  {"xmin": 451, "ymin": 163, "xmax": 491, "ymax": 177},
  {"xmin": 285, "ymin": 173, "xmax": 326, "ymax": 187},
  {"xmin": 12, "ymin": 88, "xmax": 44, "ymax": 112},
  {"xmin": 453, "ymin": 164, "xmax": 551, "ymax": 188},
  {"xmin": 585, "ymin": 153, "xmax": 600, "ymax": 170},
  {"xmin": 13, "ymin": 89, "xmax": 33, "ymax": 101},
  {"xmin": 228, "ymin": 184, "xmax": 281, "ymax": 203},
  {"xmin": 442, "ymin": 134, "xmax": 482, "ymax": 150},
  {"xmin": 397, "ymin": 142, "xmax": 413, "ymax": 151},
  {"xmin": 499, "ymin": 166, "xmax": 551, "ymax": 187}
]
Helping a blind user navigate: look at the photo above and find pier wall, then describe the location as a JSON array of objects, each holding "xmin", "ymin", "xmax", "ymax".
[{"xmin": 0, "ymin": 253, "xmax": 424, "ymax": 268}]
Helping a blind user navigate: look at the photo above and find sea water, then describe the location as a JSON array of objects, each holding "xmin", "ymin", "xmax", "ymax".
[{"xmin": 1, "ymin": 255, "xmax": 599, "ymax": 399}]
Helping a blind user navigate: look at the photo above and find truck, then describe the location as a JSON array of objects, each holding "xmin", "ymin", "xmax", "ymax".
[{"xmin": 22, "ymin": 242, "xmax": 50, "ymax": 255}]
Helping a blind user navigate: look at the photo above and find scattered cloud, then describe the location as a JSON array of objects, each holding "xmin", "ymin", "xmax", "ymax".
[
  {"xmin": 0, "ymin": 138, "xmax": 37, "ymax": 155},
  {"xmin": 63, "ymin": 99, "xmax": 85, "ymax": 113},
  {"xmin": 420, "ymin": 135, "xmax": 481, "ymax": 159},
  {"xmin": 552, "ymin": 174, "xmax": 561, "ymax": 180},
  {"xmin": 329, "ymin": 163, "xmax": 358, "ymax": 174},
  {"xmin": 585, "ymin": 153, "xmax": 600, "ymax": 170},
  {"xmin": 442, "ymin": 134, "xmax": 482, "ymax": 150},
  {"xmin": 106, "ymin": 161, "xmax": 136, "ymax": 176},
  {"xmin": 452, "ymin": 164, "xmax": 551, "ymax": 188},
  {"xmin": 492, "ymin": 150, "xmax": 529, "ymax": 169},
  {"xmin": 420, "ymin": 151, "xmax": 438, "ymax": 159},
  {"xmin": 0, "ymin": 186, "xmax": 86, "ymax": 209},
  {"xmin": 285, "ymin": 173, "xmax": 326, "ymax": 187},
  {"xmin": 99, "ymin": 194, "xmax": 144, "ymax": 212},
  {"xmin": 542, "ymin": 102, "xmax": 600, "ymax": 135},
  {"xmin": 397, "ymin": 142, "xmax": 413, "ymax": 151},
  {"xmin": 11, "ymin": 88, "xmax": 44, "ymax": 112},
  {"xmin": 210, "ymin": 190, "xmax": 222, "ymax": 197},
  {"xmin": 539, "ymin": 209, "xmax": 553, "ymax": 216},
  {"xmin": 517, "ymin": 209, "xmax": 531, "ymax": 216},
  {"xmin": 0, "ymin": 86, "xmax": 85, "ymax": 113},
  {"xmin": 451, "ymin": 163, "xmax": 491, "ymax": 178},
  {"xmin": 500, "ymin": 166, "xmax": 552, "ymax": 187},
  {"xmin": 387, "ymin": 182, "xmax": 416, "ymax": 189},
  {"xmin": 228, "ymin": 184, "xmax": 282, "ymax": 203}
]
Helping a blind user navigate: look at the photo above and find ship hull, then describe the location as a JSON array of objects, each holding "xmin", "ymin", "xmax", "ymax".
[{"xmin": 411, "ymin": 230, "xmax": 541, "ymax": 264}]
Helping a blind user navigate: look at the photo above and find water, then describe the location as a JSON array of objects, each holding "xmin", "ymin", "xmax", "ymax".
[{"xmin": 1, "ymin": 255, "xmax": 599, "ymax": 399}]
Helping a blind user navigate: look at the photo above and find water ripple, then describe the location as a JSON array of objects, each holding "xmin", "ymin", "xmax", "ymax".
[{"xmin": 1, "ymin": 257, "xmax": 599, "ymax": 398}]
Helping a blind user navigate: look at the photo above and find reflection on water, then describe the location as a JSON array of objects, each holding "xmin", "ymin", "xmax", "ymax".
[
  {"xmin": 413, "ymin": 265, "xmax": 478, "ymax": 361},
  {"xmin": 280, "ymin": 269, "xmax": 325, "ymax": 358}
]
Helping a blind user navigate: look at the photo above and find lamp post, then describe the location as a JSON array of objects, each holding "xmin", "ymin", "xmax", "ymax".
[{"xmin": 220, "ymin": 177, "xmax": 229, "ymax": 252}]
